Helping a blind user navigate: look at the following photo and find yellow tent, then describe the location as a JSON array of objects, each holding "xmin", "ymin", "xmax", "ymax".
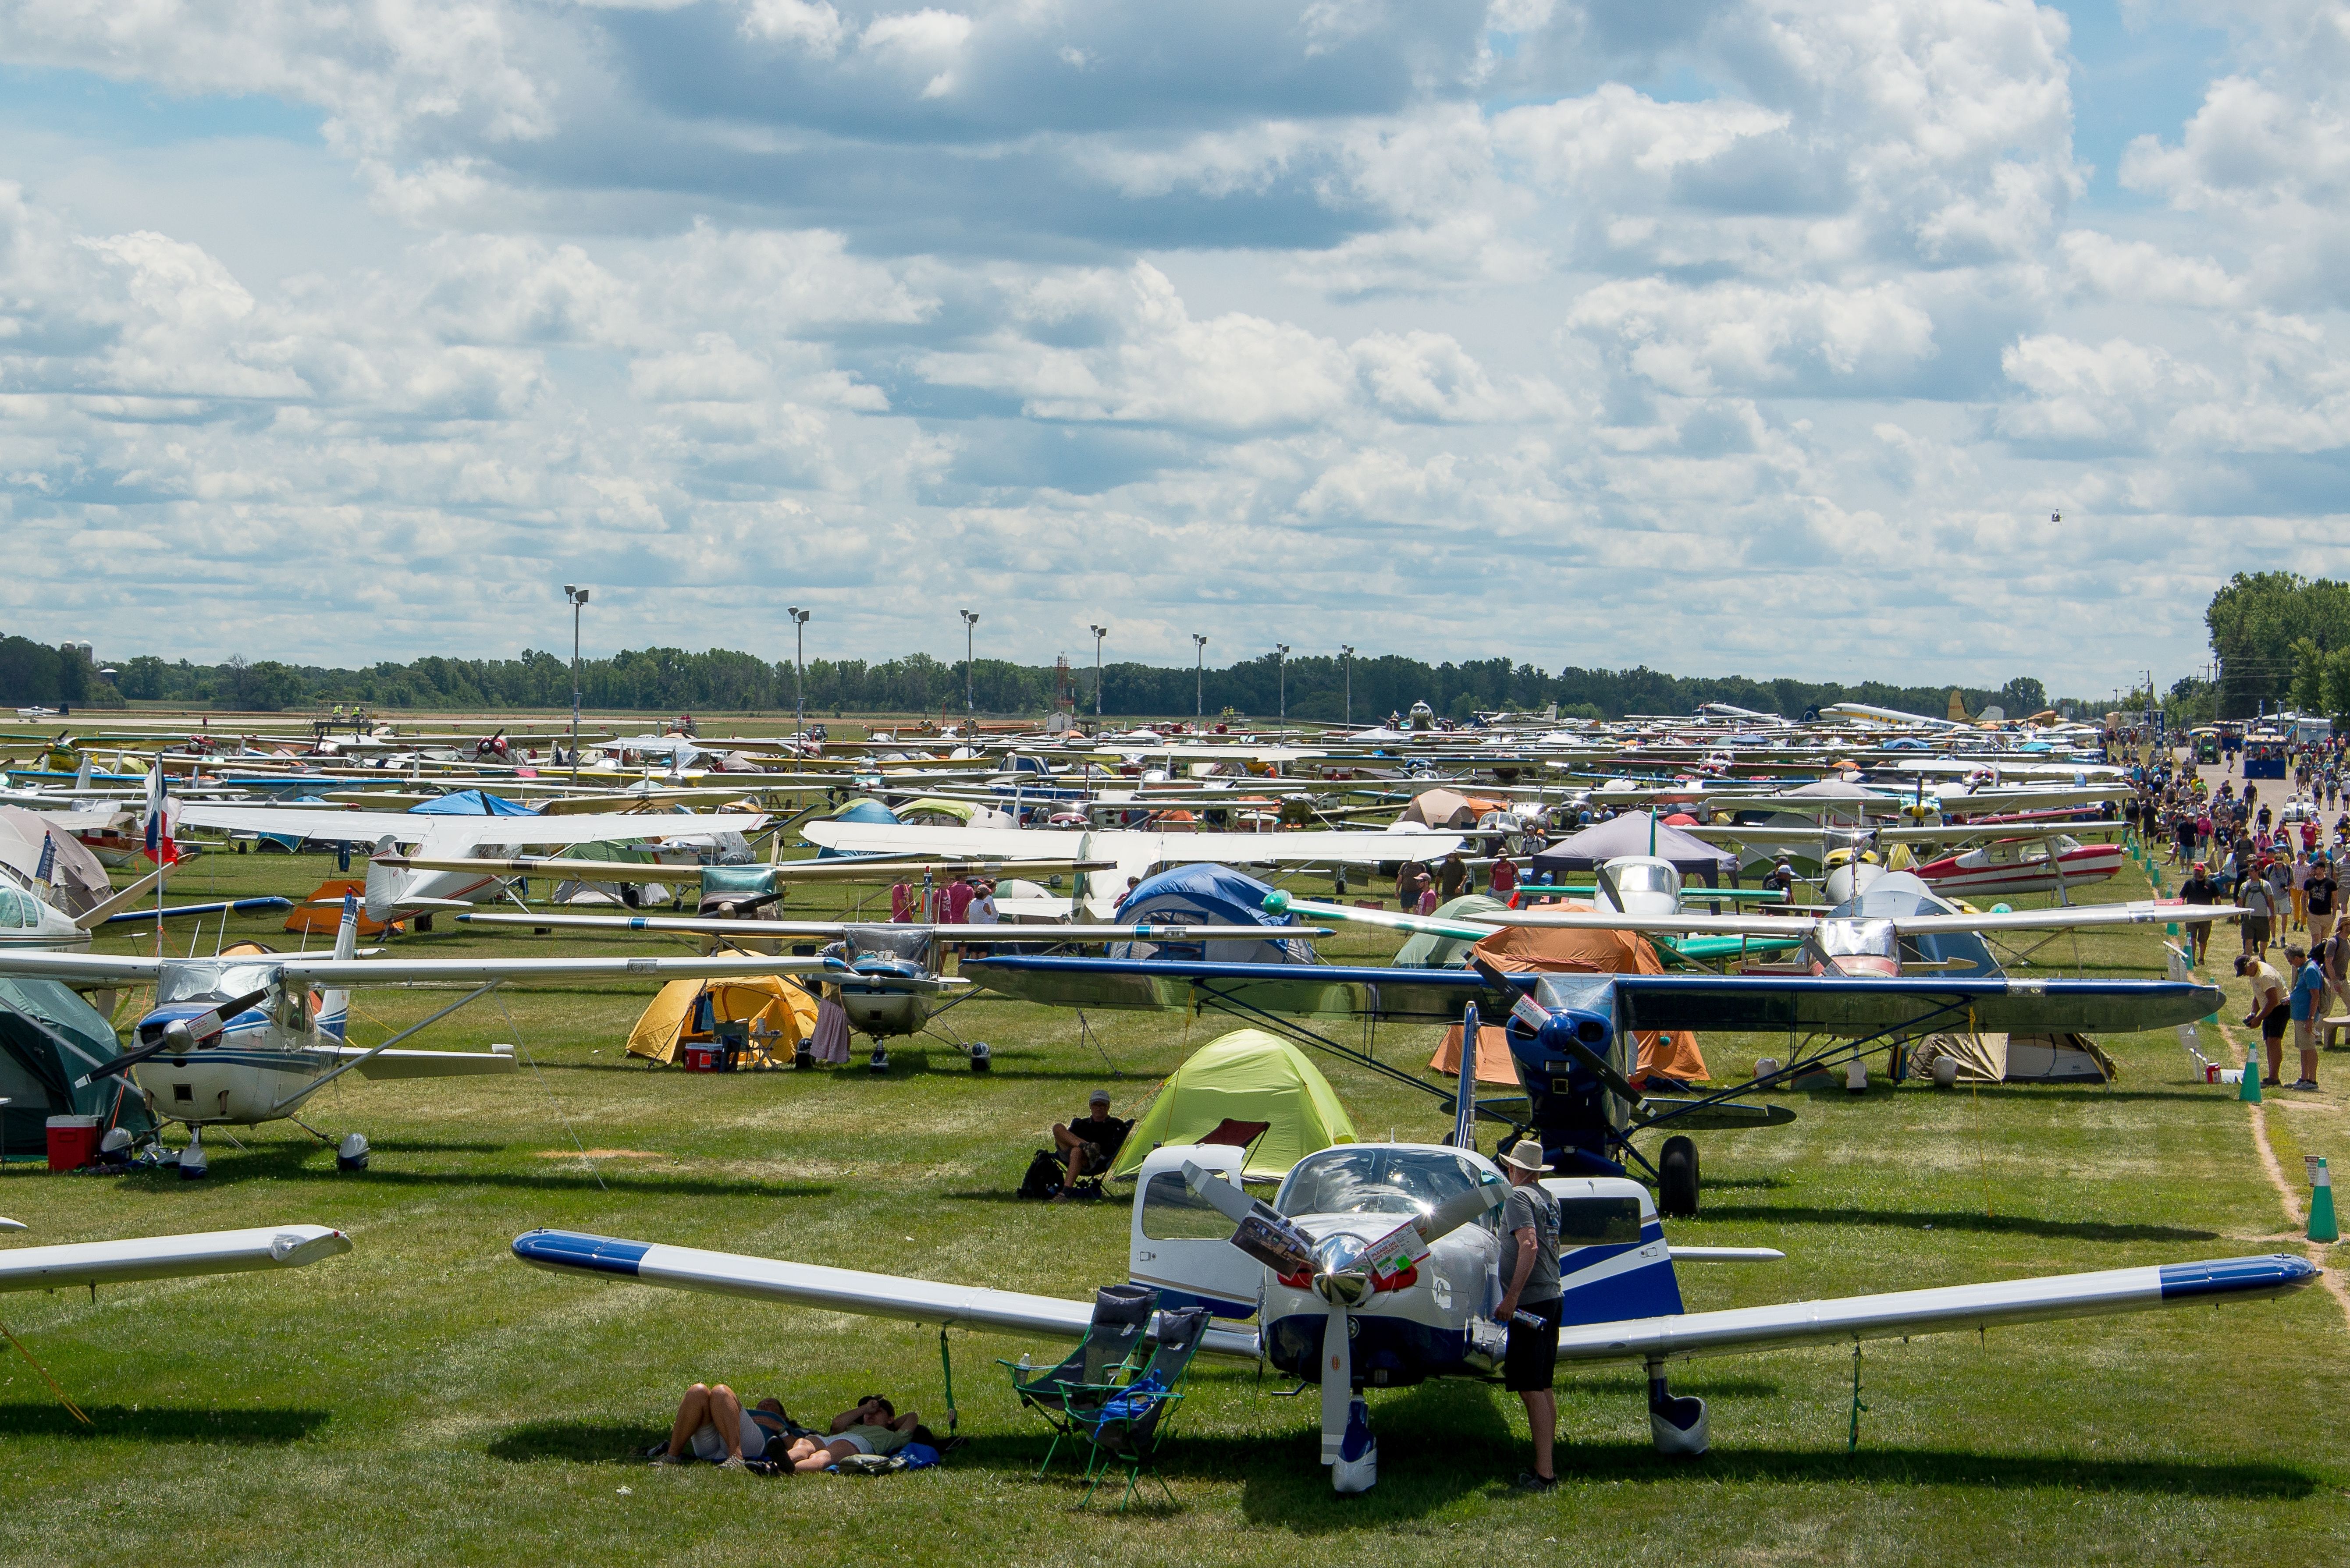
[
  {"xmin": 627, "ymin": 976, "xmax": 819, "ymax": 1065},
  {"xmin": 1109, "ymin": 1029, "xmax": 1360, "ymax": 1182}
]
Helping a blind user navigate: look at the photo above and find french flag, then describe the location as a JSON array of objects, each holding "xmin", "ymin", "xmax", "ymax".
[{"xmin": 142, "ymin": 766, "xmax": 181, "ymax": 867}]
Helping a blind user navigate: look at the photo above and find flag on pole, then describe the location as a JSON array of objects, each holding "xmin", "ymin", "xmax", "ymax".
[
  {"xmin": 142, "ymin": 768, "xmax": 180, "ymax": 867},
  {"xmin": 32, "ymin": 831, "xmax": 56, "ymax": 888}
]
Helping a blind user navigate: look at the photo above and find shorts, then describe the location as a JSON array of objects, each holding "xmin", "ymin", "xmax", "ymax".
[
  {"xmin": 2263, "ymin": 1004, "xmax": 2291, "ymax": 1043},
  {"xmin": 835, "ymin": 1433, "xmax": 873, "ymax": 1456},
  {"xmin": 2312, "ymin": 912, "xmax": 2336, "ymax": 940},
  {"xmin": 689, "ymin": 1409, "xmax": 768, "ymax": 1462},
  {"xmin": 2295, "ymin": 1016, "xmax": 2316, "ymax": 1052},
  {"xmin": 2245, "ymin": 916, "xmax": 2272, "ymax": 944},
  {"xmin": 1503, "ymin": 1296, "xmax": 1564, "ymax": 1393}
]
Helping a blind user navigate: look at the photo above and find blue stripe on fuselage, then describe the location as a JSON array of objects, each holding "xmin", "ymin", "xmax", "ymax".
[{"xmin": 512, "ymin": 1230, "xmax": 651, "ymax": 1277}]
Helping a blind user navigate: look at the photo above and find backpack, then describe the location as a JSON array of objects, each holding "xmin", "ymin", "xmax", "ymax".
[{"xmin": 1017, "ymin": 1149, "xmax": 1064, "ymax": 1201}]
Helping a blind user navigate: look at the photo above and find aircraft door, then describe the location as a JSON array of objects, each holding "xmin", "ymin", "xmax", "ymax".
[{"xmin": 1129, "ymin": 1144, "xmax": 1261, "ymax": 1319}]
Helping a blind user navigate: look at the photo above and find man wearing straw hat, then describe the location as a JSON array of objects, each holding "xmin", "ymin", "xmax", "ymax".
[{"xmin": 1495, "ymin": 1138, "xmax": 1564, "ymax": 1491}]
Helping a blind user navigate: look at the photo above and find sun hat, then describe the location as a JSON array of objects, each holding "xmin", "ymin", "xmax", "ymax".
[{"xmin": 1500, "ymin": 1142, "xmax": 1552, "ymax": 1175}]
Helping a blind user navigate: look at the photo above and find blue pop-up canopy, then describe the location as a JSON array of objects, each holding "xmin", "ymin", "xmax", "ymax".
[
  {"xmin": 408, "ymin": 790, "xmax": 534, "ymax": 816},
  {"xmin": 1113, "ymin": 864, "xmax": 1321, "ymax": 966}
]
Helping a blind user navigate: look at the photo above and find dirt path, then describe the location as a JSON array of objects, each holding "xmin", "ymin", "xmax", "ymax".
[{"xmin": 2212, "ymin": 1017, "xmax": 2350, "ymax": 1328}]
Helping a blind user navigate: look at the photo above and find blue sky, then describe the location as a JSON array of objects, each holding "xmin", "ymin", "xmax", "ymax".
[{"xmin": 0, "ymin": 1, "xmax": 2343, "ymax": 695}]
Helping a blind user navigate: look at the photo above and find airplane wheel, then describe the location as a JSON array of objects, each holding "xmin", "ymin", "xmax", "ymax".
[{"xmin": 1658, "ymin": 1136, "xmax": 1699, "ymax": 1218}]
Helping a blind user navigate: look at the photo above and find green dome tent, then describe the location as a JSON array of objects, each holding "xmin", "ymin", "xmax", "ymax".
[
  {"xmin": 1, "ymin": 976, "xmax": 154, "ymax": 1155},
  {"xmin": 1109, "ymin": 1029, "xmax": 1360, "ymax": 1182},
  {"xmin": 1394, "ymin": 893, "xmax": 1509, "ymax": 969}
]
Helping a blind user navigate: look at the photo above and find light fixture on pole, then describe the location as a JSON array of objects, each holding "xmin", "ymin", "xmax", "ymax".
[
  {"xmin": 960, "ymin": 609, "xmax": 978, "ymax": 717},
  {"xmin": 1192, "ymin": 634, "xmax": 1208, "ymax": 721},
  {"xmin": 1276, "ymin": 644, "xmax": 1290, "ymax": 729},
  {"xmin": 786, "ymin": 606, "xmax": 811, "ymax": 738},
  {"xmin": 1089, "ymin": 624, "xmax": 1108, "ymax": 718},
  {"xmin": 563, "ymin": 585, "xmax": 590, "ymax": 782},
  {"xmin": 1341, "ymin": 645, "xmax": 1355, "ymax": 727}
]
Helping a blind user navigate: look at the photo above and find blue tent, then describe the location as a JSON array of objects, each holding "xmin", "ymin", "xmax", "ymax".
[
  {"xmin": 831, "ymin": 799, "xmax": 900, "ymax": 825},
  {"xmin": 1112, "ymin": 865, "xmax": 1321, "ymax": 966},
  {"xmin": 409, "ymin": 790, "xmax": 534, "ymax": 816}
]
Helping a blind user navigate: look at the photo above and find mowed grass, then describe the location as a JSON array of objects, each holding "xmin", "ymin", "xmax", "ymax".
[{"xmin": 0, "ymin": 834, "xmax": 2345, "ymax": 1567}]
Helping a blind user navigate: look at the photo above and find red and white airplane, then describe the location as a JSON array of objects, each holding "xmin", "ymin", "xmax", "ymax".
[{"xmin": 1913, "ymin": 834, "xmax": 2126, "ymax": 900}]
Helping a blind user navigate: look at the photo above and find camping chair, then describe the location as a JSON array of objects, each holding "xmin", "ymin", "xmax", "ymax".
[
  {"xmin": 1069, "ymin": 1305, "xmax": 1211, "ymax": 1511},
  {"xmin": 1195, "ymin": 1118, "xmax": 1270, "ymax": 1167},
  {"xmin": 999, "ymin": 1284, "xmax": 1156, "ymax": 1476}
]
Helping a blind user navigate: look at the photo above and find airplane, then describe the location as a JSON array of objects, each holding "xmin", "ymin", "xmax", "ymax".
[
  {"xmin": 0, "ymin": 897, "xmax": 946, "ymax": 1171},
  {"xmin": 512, "ymin": 1135, "xmax": 2317, "ymax": 1491},
  {"xmin": 956, "ymin": 894, "xmax": 2226, "ymax": 1215},
  {"xmin": 170, "ymin": 802, "xmax": 770, "ymax": 927},
  {"xmin": 798, "ymin": 820, "xmax": 1467, "ymax": 918},
  {"xmin": 1912, "ymin": 834, "xmax": 2127, "ymax": 901},
  {"xmin": 373, "ymin": 852, "xmax": 1122, "ymax": 919}
]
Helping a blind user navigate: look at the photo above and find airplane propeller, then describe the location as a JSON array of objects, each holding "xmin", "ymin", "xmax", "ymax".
[
  {"xmin": 1180, "ymin": 1157, "xmax": 1503, "ymax": 1468},
  {"xmin": 74, "ymin": 985, "xmax": 274, "ymax": 1089}
]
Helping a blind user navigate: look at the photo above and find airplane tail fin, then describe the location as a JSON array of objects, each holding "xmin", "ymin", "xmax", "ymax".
[
  {"xmin": 73, "ymin": 752, "xmax": 92, "ymax": 791},
  {"xmin": 318, "ymin": 894, "xmax": 359, "ymax": 1040},
  {"xmin": 1551, "ymin": 1187, "xmax": 1685, "ymax": 1328},
  {"xmin": 363, "ymin": 837, "xmax": 405, "ymax": 925}
]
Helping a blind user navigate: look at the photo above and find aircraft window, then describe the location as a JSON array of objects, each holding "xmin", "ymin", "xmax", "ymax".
[
  {"xmin": 1556, "ymin": 1197, "xmax": 1643, "ymax": 1246},
  {"xmin": 1141, "ymin": 1172, "xmax": 1238, "ymax": 1240},
  {"xmin": 1813, "ymin": 919, "xmax": 1898, "ymax": 961},
  {"xmin": 1614, "ymin": 863, "xmax": 1674, "ymax": 895},
  {"xmin": 1275, "ymin": 1148, "xmax": 1496, "ymax": 1220},
  {"xmin": 156, "ymin": 962, "xmax": 279, "ymax": 1005},
  {"xmin": 0, "ymin": 885, "xmax": 36, "ymax": 928}
]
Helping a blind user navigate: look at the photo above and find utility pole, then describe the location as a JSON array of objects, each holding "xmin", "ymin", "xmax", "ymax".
[
  {"xmin": 1193, "ymin": 634, "xmax": 1207, "ymax": 722},
  {"xmin": 563, "ymin": 585, "xmax": 589, "ymax": 783},
  {"xmin": 787, "ymin": 605, "xmax": 810, "ymax": 737},
  {"xmin": 1342, "ymin": 645, "xmax": 1355, "ymax": 727},
  {"xmin": 959, "ymin": 609, "xmax": 978, "ymax": 719},
  {"xmin": 1090, "ymin": 624, "xmax": 1108, "ymax": 718},
  {"xmin": 1276, "ymin": 644, "xmax": 1290, "ymax": 729}
]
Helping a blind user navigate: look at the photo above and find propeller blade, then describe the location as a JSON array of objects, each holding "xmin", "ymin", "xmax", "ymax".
[
  {"xmin": 74, "ymin": 984, "xmax": 273, "ymax": 1087},
  {"xmin": 1415, "ymin": 1179, "xmax": 1507, "ymax": 1246},
  {"xmin": 1320, "ymin": 1298, "xmax": 1350, "ymax": 1467}
]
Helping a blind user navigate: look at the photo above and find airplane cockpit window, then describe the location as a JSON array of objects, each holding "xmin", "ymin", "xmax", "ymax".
[
  {"xmin": 156, "ymin": 962, "xmax": 280, "ymax": 1005},
  {"xmin": 0, "ymin": 883, "xmax": 39, "ymax": 929},
  {"xmin": 1613, "ymin": 862, "xmax": 1675, "ymax": 896},
  {"xmin": 1141, "ymin": 1171, "xmax": 1238, "ymax": 1240},
  {"xmin": 1812, "ymin": 919, "xmax": 1899, "ymax": 962},
  {"xmin": 1276, "ymin": 1148, "xmax": 1499, "ymax": 1225}
]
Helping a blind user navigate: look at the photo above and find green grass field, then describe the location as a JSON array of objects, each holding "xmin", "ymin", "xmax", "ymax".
[{"xmin": 2, "ymin": 834, "xmax": 2345, "ymax": 1566}]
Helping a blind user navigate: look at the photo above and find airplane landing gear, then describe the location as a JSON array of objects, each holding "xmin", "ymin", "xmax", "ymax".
[
  {"xmin": 1646, "ymin": 1358, "xmax": 1708, "ymax": 1455},
  {"xmin": 867, "ymin": 1043, "xmax": 890, "ymax": 1075},
  {"xmin": 178, "ymin": 1131, "xmax": 208, "ymax": 1181},
  {"xmin": 1658, "ymin": 1135, "xmax": 1699, "ymax": 1218}
]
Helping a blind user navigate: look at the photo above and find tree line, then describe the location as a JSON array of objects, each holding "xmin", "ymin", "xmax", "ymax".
[{"xmin": 3, "ymin": 631, "xmax": 2061, "ymax": 722}]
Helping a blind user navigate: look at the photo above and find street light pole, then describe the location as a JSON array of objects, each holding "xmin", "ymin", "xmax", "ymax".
[
  {"xmin": 786, "ymin": 606, "xmax": 810, "ymax": 737},
  {"xmin": 1089, "ymin": 624, "xmax": 1107, "ymax": 718},
  {"xmin": 563, "ymin": 585, "xmax": 590, "ymax": 783},
  {"xmin": 1193, "ymin": 634, "xmax": 1207, "ymax": 723},
  {"xmin": 960, "ymin": 609, "xmax": 978, "ymax": 719},
  {"xmin": 1276, "ymin": 644, "xmax": 1290, "ymax": 730},
  {"xmin": 1342, "ymin": 645, "xmax": 1355, "ymax": 727}
]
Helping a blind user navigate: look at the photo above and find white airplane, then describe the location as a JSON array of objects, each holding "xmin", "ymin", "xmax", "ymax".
[
  {"xmin": 373, "ymin": 852, "xmax": 1120, "ymax": 918},
  {"xmin": 799, "ymin": 821, "xmax": 1464, "ymax": 919},
  {"xmin": 514, "ymin": 1132, "xmax": 2315, "ymax": 1492},
  {"xmin": 0, "ymin": 897, "xmax": 935, "ymax": 1168},
  {"xmin": 172, "ymin": 802, "xmax": 768, "ymax": 926}
]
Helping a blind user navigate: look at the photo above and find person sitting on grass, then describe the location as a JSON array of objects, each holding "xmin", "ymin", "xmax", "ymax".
[
  {"xmin": 1049, "ymin": 1089, "xmax": 1131, "ymax": 1201},
  {"xmin": 655, "ymin": 1382, "xmax": 800, "ymax": 1469},
  {"xmin": 778, "ymin": 1396, "xmax": 926, "ymax": 1473}
]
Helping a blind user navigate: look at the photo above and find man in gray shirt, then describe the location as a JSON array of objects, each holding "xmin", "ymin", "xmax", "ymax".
[{"xmin": 1495, "ymin": 1139, "xmax": 1563, "ymax": 1491}]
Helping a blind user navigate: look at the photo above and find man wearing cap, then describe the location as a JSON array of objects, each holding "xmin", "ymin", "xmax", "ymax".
[
  {"xmin": 2180, "ymin": 861, "xmax": 2218, "ymax": 966},
  {"xmin": 1049, "ymin": 1091, "xmax": 1131, "ymax": 1202},
  {"xmin": 1494, "ymin": 1139, "xmax": 1564, "ymax": 1492}
]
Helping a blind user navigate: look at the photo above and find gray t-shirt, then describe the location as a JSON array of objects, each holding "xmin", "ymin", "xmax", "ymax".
[{"xmin": 1501, "ymin": 1182, "xmax": 1562, "ymax": 1304}]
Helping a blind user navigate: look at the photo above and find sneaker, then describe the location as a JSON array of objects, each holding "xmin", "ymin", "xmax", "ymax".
[
  {"xmin": 1512, "ymin": 1470, "xmax": 1558, "ymax": 1492},
  {"xmin": 2263, "ymin": 1076, "xmax": 2281, "ymax": 1087},
  {"xmin": 2290, "ymin": 1078, "xmax": 2321, "ymax": 1091},
  {"xmin": 717, "ymin": 1455, "xmax": 750, "ymax": 1472},
  {"xmin": 649, "ymin": 1451, "xmax": 690, "ymax": 1466}
]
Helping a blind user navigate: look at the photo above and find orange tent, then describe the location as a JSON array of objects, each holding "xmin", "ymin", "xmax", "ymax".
[
  {"xmin": 1422, "ymin": 912, "xmax": 1708, "ymax": 1084},
  {"xmin": 283, "ymin": 879, "xmax": 400, "ymax": 937}
]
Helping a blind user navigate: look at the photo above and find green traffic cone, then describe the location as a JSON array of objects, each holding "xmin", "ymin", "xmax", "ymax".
[
  {"xmin": 2311, "ymin": 1157, "xmax": 2339, "ymax": 1244},
  {"xmin": 2240, "ymin": 1053, "xmax": 2263, "ymax": 1103}
]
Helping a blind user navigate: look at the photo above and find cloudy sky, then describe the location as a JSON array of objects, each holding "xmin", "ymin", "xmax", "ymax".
[{"xmin": 0, "ymin": 1, "xmax": 2342, "ymax": 695}]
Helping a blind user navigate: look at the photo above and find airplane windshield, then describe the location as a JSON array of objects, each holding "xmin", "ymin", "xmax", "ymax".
[
  {"xmin": 1612, "ymin": 862, "xmax": 1675, "ymax": 896},
  {"xmin": 1813, "ymin": 919, "xmax": 1898, "ymax": 960},
  {"xmin": 1276, "ymin": 1148, "xmax": 1497, "ymax": 1222},
  {"xmin": 156, "ymin": 962, "xmax": 280, "ymax": 1005}
]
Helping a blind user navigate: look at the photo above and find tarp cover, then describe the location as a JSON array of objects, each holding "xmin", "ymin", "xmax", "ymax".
[
  {"xmin": 1910, "ymin": 1030, "xmax": 2115, "ymax": 1084},
  {"xmin": 1111, "ymin": 864, "xmax": 1320, "ymax": 966},
  {"xmin": 0, "ymin": 805, "xmax": 111, "ymax": 915},
  {"xmin": 1530, "ymin": 813, "xmax": 1737, "ymax": 884},
  {"xmin": 626, "ymin": 976, "xmax": 819, "ymax": 1065},
  {"xmin": 0, "ymin": 975, "xmax": 154, "ymax": 1150},
  {"xmin": 1109, "ymin": 1028, "xmax": 1360, "ymax": 1181},
  {"xmin": 1464, "ymin": 916, "xmax": 1709, "ymax": 1083},
  {"xmin": 407, "ymin": 790, "xmax": 535, "ymax": 816}
]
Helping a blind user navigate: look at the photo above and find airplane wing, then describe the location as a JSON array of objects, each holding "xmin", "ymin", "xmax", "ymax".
[
  {"xmin": 0, "ymin": 952, "xmax": 168, "ymax": 983},
  {"xmin": 801, "ymin": 820, "xmax": 1463, "ymax": 868},
  {"xmin": 178, "ymin": 805, "xmax": 768, "ymax": 848},
  {"xmin": 1479, "ymin": 910, "xmax": 1821, "ymax": 937},
  {"xmin": 266, "ymin": 954, "xmax": 884, "ymax": 985},
  {"xmin": 511, "ymin": 1230, "xmax": 1261, "ymax": 1358},
  {"xmin": 455, "ymin": 912, "xmax": 1328, "ymax": 942},
  {"xmin": 383, "ymin": 854, "xmax": 1114, "ymax": 883},
  {"xmin": 1, "ymin": 1225, "xmax": 352, "ymax": 1293},
  {"xmin": 321, "ymin": 1044, "xmax": 520, "ymax": 1078},
  {"xmin": 1896, "ymin": 902, "xmax": 2246, "ymax": 935},
  {"xmin": 1557, "ymin": 1254, "xmax": 2316, "ymax": 1365}
]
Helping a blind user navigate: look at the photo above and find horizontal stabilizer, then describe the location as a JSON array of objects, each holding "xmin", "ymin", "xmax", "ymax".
[{"xmin": 0, "ymin": 1225, "xmax": 352, "ymax": 1294}]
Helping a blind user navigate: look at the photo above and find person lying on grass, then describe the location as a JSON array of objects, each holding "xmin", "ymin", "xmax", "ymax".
[
  {"xmin": 776, "ymin": 1395, "xmax": 927, "ymax": 1473},
  {"xmin": 656, "ymin": 1382, "xmax": 801, "ymax": 1469}
]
